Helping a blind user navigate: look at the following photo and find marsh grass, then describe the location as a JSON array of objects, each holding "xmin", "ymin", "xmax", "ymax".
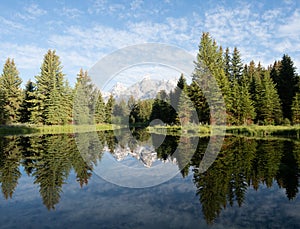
[{"xmin": 0, "ymin": 123, "xmax": 114, "ymax": 136}]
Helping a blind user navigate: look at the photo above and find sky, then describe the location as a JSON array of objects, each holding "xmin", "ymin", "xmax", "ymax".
[{"xmin": 0, "ymin": 0, "xmax": 300, "ymax": 88}]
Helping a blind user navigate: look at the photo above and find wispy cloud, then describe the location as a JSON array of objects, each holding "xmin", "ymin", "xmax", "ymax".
[
  {"xmin": 60, "ymin": 7, "xmax": 83, "ymax": 19},
  {"xmin": 0, "ymin": 16, "xmax": 25, "ymax": 33},
  {"xmin": 16, "ymin": 3, "xmax": 47, "ymax": 20},
  {"xmin": 278, "ymin": 9, "xmax": 300, "ymax": 38}
]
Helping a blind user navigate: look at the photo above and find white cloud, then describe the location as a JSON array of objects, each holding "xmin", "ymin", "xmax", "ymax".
[
  {"xmin": 278, "ymin": 9, "xmax": 300, "ymax": 37},
  {"xmin": 130, "ymin": 0, "xmax": 143, "ymax": 11},
  {"xmin": 16, "ymin": 3, "xmax": 47, "ymax": 20},
  {"xmin": 0, "ymin": 16, "xmax": 25, "ymax": 33},
  {"xmin": 60, "ymin": 7, "xmax": 83, "ymax": 18}
]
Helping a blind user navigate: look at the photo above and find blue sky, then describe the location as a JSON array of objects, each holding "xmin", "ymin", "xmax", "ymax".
[{"xmin": 0, "ymin": 0, "xmax": 299, "ymax": 87}]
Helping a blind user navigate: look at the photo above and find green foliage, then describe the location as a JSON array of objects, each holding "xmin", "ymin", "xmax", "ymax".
[
  {"xmin": 73, "ymin": 69, "xmax": 97, "ymax": 125},
  {"xmin": 105, "ymin": 94, "xmax": 115, "ymax": 124},
  {"xmin": 188, "ymin": 81, "xmax": 210, "ymax": 123},
  {"xmin": 272, "ymin": 54, "xmax": 299, "ymax": 121},
  {"xmin": 0, "ymin": 32, "xmax": 299, "ymax": 128},
  {"xmin": 193, "ymin": 32, "xmax": 229, "ymax": 124},
  {"xmin": 95, "ymin": 91, "xmax": 106, "ymax": 124},
  {"xmin": 29, "ymin": 50, "xmax": 71, "ymax": 125},
  {"xmin": 0, "ymin": 58, "xmax": 23, "ymax": 124},
  {"xmin": 19, "ymin": 80, "xmax": 35, "ymax": 123},
  {"xmin": 230, "ymin": 47, "xmax": 243, "ymax": 82},
  {"xmin": 177, "ymin": 83, "xmax": 194, "ymax": 126},
  {"xmin": 129, "ymin": 99, "xmax": 153, "ymax": 125},
  {"xmin": 292, "ymin": 92, "xmax": 300, "ymax": 125},
  {"xmin": 257, "ymin": 71, "xmax": 283, "ymax": 124}
]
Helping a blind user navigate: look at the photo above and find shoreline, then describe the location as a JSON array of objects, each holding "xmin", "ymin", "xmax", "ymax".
[{"xmin": 1, "ymin": 124, "xmax": 300, "ymax": 138}]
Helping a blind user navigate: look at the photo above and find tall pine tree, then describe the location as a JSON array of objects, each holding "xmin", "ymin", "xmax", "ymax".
[
  {"xmin": 73, "ymin": 69, "xmax": 97, "ymax": 125},
  {"xmin": 193, "ymin": 32, "xmax": 229, "ymax": 124},
  {"xmin": 273, "ymin": 54, "xmax": 299, "ymax": 121},
  {"xmin": 29, "ymin": 50, "xmax": 70, "ymax": 125},
  {"xmin": 0, "ymin": 58, "xmax": 23, "ymax": 124}
]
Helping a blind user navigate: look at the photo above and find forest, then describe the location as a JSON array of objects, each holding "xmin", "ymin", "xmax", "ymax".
[{"xmin": 0, "ymin": 32, "xmax": 299, "ymax": 127}]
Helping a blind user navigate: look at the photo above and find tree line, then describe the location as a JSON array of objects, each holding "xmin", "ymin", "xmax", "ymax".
[
  {"xmin": 0, "ymin": 50, "xmax": 115, "ymax": 125},
  {"xmin": 130, "ymin": 32, "xmax": 300, "ymax": 126},
  {"xmin": 0, "ymin": 32, "xmax": 299, "ymax": 126}
]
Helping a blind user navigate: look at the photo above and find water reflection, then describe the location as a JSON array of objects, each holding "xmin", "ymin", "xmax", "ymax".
[{"xmin": 0, "ymin": 130, "xmax": 299, "ymax": 225}]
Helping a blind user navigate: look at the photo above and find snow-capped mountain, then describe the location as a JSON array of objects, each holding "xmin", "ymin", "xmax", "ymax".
[
  {"xmin": 103, "ymin": 77, "xmax": 178, "ymax": 101},
  {"xmin": 104, "ymin": 144, "xmax": 177, "ymax": 168}
]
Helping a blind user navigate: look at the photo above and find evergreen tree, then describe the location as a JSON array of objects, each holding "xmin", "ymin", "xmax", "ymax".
[
  {"xmin": 224, "ymin": 47, "xmax": 231, "ymax": 80},
  {"xmin": 170, "ymin": 73, "xmax": 187, "ymax": 110},
  {"xmin": 193, "ymin": 32, "xmax": 229, "ymax": 124},
  {"xmin": 270, "ymin": 60, "xmax": 281, "ymax": 85},
  {"xmin": 273, "ymin": 54, "xmax": 299, "ymax": 120},
  {"xmin": 105, "ymin": 95, "xmax": 115, "ymax": 124},
  {"xmin": 258, "ymin": 71, "xmax": 282, "ymax": 124},
  {"xmin": 0, "ymin": 58, "xmax": 23, "ymax": 124},
  {"xmin": 29, "ymin": 50, "xmax": 69, "ymax": 124},
  {"xmin": 292, "ymin": 93, "xmax": 300, "ymax": 125},
  {"xmin": 230, "ymin": 47, "xmax": 243, "ymax": 82},
  {"xmin": 73, "ymin": 69, "xmax": 97, "ymax": 125},
  {"xmin": 129, "ymin": 99, "xmax": 153, "ymax": 125},
  {"xmin": 95, "ymin": 91, "xmax": 106, "ymax": 124},
  {"xmin": 239, "ymin": 77, "xmax": 256, "ymax": 124},
  {"xmin": 150, "ymin": 91, "xmax": 175, "ymax": 125},
  {"xmin": 188, "ymin": 81, "xmax": 209, "ymax": 123},
  {"xmin": 19, "ymin": 80, "xmax": 35, "ymax": 123},
  {"xmin": 177, "ymin": 85, "xmax": 194, "ymax": 126}
]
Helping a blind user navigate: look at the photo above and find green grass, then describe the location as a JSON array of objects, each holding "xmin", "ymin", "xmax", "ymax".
[
  {"xmin": 1, "ymin": 123, "xmax": 300, "ymax": 138},
  {"xmin": 226, "ymin": 125, "xmax": 300, "ymax": 137},
  {"xmin": 148, "ymin": 124, "xmax": 300, "ymax": 138},
  {"xmin": 0, "ymin": 123, "xmax": 115, "ymax": 136}
]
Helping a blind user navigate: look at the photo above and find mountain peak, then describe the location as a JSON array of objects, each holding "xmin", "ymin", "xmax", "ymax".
[{"xmin": 103, "ymin": 77, "xmax": 178, "ymax": 101}]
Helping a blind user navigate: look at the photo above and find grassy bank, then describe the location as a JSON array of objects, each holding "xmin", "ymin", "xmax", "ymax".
[
  {"xmin": 148, "ymin": 124, "xmax": 300, "ymax": 138},
  {"xmin": 1, "ymin": 123, "xmax": 300, "ymax": 138},
  {"xmin": 0, "ymin": 123, "xmax": 114, "ymax": 136},
  {"xmin": 226, "ymin": 125, "xmax": 300, "ymax": 137}
]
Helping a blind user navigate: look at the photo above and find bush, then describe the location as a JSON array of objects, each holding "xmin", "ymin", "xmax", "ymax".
[{"xmin": 283, "ymin": 118, "xmax": 291, "ymax": 126}]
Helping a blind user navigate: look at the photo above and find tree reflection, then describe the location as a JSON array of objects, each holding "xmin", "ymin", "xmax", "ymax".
[
  {"xmin": 0, "ymin": 132, "xmax": 299, "ymax": 223},
  {"xmin": 192, "ymin": 136, "xmax": 300, "ymax": 224},
  {"xmin": 0, "ymin": 136, "xmax": 22, "ymax": 199}
]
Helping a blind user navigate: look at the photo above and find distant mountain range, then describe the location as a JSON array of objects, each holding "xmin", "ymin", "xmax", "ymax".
[
  {"xmin": 102, "ymin": 76, "xmax": 178, "ymax": 101},
  {"xmin": 103, "ymin": 144, "xmax": 177, "ymax": 168}
]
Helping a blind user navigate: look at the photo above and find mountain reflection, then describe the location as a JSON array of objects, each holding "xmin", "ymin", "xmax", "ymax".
[{"xmin": 0, "ymin": 130, "xmax": 299, "ymax": 224}]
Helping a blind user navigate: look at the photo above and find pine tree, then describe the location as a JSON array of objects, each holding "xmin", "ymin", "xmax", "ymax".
[
  {"xmin": 0, "ymin": 58, "xmax": 23, "ymax": 124},
  {"xmin": 73, "ymin": 69, "xmax": 97, "ymax": 125},
  {"xmin": 170, "ymin": 73, "xmax": 187, "ymax": 110},
  {"xmin": 274, "ymin": 54, "xmax": 299, "ymax": 121},
  {"xmin": 29, "ymin": 50, "xmax": 69, "ymax": 125},
  {"xmin": 95, "ymin": 91, "xmax": 106, "ymax": 124},
  {"xmin": 292, "ymin": 93, "xmax": 300, "ymax": 125},
  {"xmin": 224, "ymin": 47, "xmax": 231, "ymax": 80},
  {"xmin": 239, "ymin": 77, "xmax": 256, "ymax": 124},
  {"xmin": 19, "ymin": 80, "xmax": 35, "ymax": 123},
  {"xmin": 177, "ymin": 85, "xmax": 194, "ymax": 126},
  {"xmin": 258, "ymin": 71, "xmax": 282, "ymax": 124},
  {"xmin": 188, "ymin": 81, "xmax": 209, "ymax": 124},
  {"xmin": 230, "ymin": 47, "xmax": 243, "ymax": 82},
  {"xmin": 105, "ymin": 95, "xmax": 115, "ymax": 124},
  {"xmin": 193, "ymin": 32, "xmax": 229, "ymax": 124}
]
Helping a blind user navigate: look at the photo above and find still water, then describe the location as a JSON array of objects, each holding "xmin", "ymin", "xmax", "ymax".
[{"xmin": 0, "ymin": 129, "xmax": 299, "ymax": 228}]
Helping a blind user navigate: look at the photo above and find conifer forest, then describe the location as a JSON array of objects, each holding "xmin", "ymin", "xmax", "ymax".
[{"xmin": 0, "ymin": 32, "xmax": 299, "ymax": 127}]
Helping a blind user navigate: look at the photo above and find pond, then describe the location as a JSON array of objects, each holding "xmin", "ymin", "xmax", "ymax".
[{"xmin": 0, "ymin": 129, "xmax": 299, "ymax": 228}]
